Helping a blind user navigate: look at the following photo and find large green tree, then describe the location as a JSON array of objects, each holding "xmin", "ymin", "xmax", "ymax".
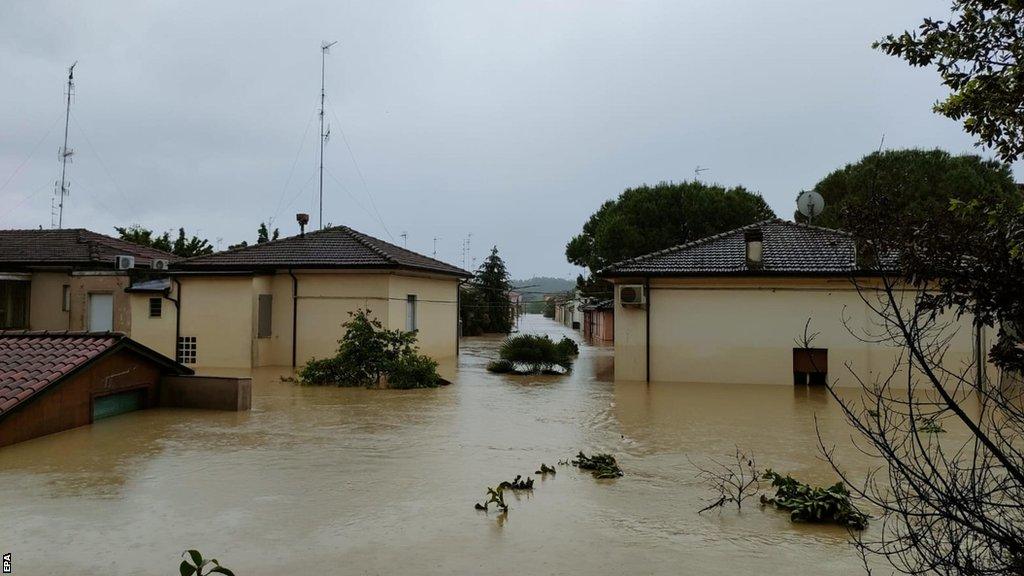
[
  {"xmin": 116, "ymin": 224, "xmax": 213, "ymax": 257},
  {"xmin": 875, "ymin": 1, "xmax": 1024, "ymax": 163},
  {"xmin": 460, "ymin": 246, "xmax": 514, "ymax": 335},
  {"xmin": 566, "ymin": 181, "xmax": 775, "ymax": 282},
  {"xmin": 798, "ymin": 149, "xmax": 1019, "ymax": 236}
]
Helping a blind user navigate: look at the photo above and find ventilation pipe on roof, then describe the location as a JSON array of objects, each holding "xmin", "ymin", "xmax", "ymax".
[
  {"xmin": 745, "ymin": 229, "xmax": 763, "ymax": 269},
  {"xmin": 296, "ymin": 213, "xmax": 310, "ymax": 238}
]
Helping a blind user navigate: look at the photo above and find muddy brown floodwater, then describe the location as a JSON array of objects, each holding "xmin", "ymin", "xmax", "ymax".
[{"xmin": 1, "ymin": 314, "xmax": 893, "ymax": 575}]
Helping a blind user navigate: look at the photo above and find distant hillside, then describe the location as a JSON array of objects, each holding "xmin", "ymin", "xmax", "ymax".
[{"xmin": 512, "ymin": 276, "xmax": 575, "ymax": 302}]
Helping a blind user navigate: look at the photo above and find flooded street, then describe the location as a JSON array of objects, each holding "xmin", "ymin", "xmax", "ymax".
[{"xmin": 1, "ymin": 314, "xmax": 885, "ymax": 575}]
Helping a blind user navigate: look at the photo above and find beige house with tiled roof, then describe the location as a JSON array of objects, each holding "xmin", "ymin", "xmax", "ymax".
[
  {"xmin": 128, "ymin": 225, "xmax": 470, "ymax": 374},
  {"xmin": 0, "ymin": 229, "xmax": 177, "ymax": 334},
  {"xmin": 598, "ymin": 219, "xmax": 992, "ymax": 386}
]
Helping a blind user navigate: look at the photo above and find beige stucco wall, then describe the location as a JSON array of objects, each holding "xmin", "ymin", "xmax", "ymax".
[
  {"xmin": 612, "ymin": 276, "xmax": 988, "ymax": 387},
  {"xmin": 177, "ymin": 276, "xmax": 254, "ymax": 371},
  {"xmin": 29, "ymin": 271, "xmax": 70, "ymax": 330},
  {"xmin": 129, "ymin": 289, "xmax": 178, "ymax": 359},
  {"xmin": 292, "ymin": 272, "xmax": 390, "ymax": 364},
  {"xmin": 386, "ymin": 274, "xmax": 459, "ymax": 361}
]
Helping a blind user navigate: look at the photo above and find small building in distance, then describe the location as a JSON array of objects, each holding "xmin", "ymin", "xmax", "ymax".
[
  {"xmin": 582, "ymin": 299, "xmax": 614, "ymax": 343},
  {"xmin": 598, "ymin": 219, "xmax": 993, "ymax": 386},
  {"xmin": 0, "ymin": 229, "xmax": 176, "ymax": 334},
  {"xmin": 0, "ymin": 331, "xmax": 193, "ymax": 447},
  {"xmin": 129, "ymin": 225, "xmax": 471, "ymax": 374}
]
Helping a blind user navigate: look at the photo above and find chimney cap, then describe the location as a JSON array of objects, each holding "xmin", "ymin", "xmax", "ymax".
[{"xmin": 296, "ymin": 213, "xmax": 310, "ymax": 226}]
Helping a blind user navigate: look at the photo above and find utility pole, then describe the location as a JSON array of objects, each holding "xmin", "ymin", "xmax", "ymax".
[
  {"xmin": 318, "ymin": 41, "xmax": 337, "ymax": 230},
  {"xmin": 56, "ymin": 61, "xmax": 77, "ymax": 229}
]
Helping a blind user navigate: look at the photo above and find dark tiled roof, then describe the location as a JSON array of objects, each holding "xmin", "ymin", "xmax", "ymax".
[
  {"xmin": 174, "ymin": 226, "xmax": 471, "ymax": 277},
  {"xmin": 0, "ymin": 331, "xmax": 191, "ymax": 418},
  {"xmin": 599, "ymin": 219, "xmax": 857, "ymax": 276},
  {"xmin": 0, "ymin": 229, "xmax": 177, "ymax": 269}
]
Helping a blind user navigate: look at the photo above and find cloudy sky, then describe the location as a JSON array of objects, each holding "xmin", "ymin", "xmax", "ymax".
[{"xmin": 1, "ymin": 1, "xmax": 1019, "ymax": 278}]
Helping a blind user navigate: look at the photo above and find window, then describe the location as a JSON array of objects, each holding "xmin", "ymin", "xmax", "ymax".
[
  {"xmin": 257, "ymin": 294, "xmax": 273, "ymax": 338},
  {"xmin": 149, "ymin": 297, "xmax": 162, "ymax": 318},
  {"xmin": 0, "ymin": 280, "xmax": 30, "ymax": 329},
  {"xmin": 406, "ymin": 295, "xmax": 417, "ymax": 332},
  {"xmin": 177, "ymin": 336, "xmax": 197, "ymax": 364},
  {"xmin": 62, "ymin": 285, "xmax": 71, "ymax": 312}
]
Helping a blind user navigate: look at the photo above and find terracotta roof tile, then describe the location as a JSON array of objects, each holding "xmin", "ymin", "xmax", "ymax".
[
  {"xmin": 174, "ymin": 225, "xmax": 470, "ymax": 277},
  {"xmin": 0, "ymin": 331, "xmax": 121, "ymax": 417},
  {"xmin": 0, "ymin": 229, "xmax": 177, "ymax": 268}
]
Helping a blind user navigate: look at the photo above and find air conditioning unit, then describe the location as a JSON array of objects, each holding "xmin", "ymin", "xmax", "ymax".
[
  {"xmin": 617, "ymin": 284, "xmax": 646, "ymax": 306},
  {"xmin": 115, "ymin": 255, "xmax": 136, "ymax": 270},
  {"xmin": 152, "ymin": 259, "xmax": 169, "ymax": 271}
]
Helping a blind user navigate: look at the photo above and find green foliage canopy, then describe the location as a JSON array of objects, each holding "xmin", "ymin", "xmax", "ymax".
[
  {"xmin": 460, "ymin": 246, "xmax": 514, "ymax": 335},
  {"xmin": 566, "ymin": 181, "xmax": 775, "ymax": 274},
  {"xmin": 875, "ymin": 1, "xmax": 1024, "ymax": 163},
  {"xmin": 115, "ymin": 225, "xmax": 212, "ymax": 258}
]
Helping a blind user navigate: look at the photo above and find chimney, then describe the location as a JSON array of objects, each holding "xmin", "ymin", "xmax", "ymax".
[
  {"xmin": 296, "ymin": 213, "xmax": 310, "ymax": 237},
  {"xmin": 745, "ymin": 228, "xmax": 763, "ymax": 269}
]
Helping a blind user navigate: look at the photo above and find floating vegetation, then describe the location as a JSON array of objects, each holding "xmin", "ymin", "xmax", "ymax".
[
  {"xmin": 179, "ymin": 550, "xmax": 235, "ymax": 576},
  {"xmin": 571, "ymin": 451, "xmax": 624, "ymax": 479},
  {"xmin": 498, "ymin": 475, "xmax": 534, "ymax": 490},
  {"xmin": 760, "ymin": 470, "xmax": 869, "ymax": 530},
  {"xmin": 536, "ymin": 463, "xmax": 557, "ymax": 475},
  {"xmin": 486, "ymin": 334, "xmax": 578, "ymax": 375},
  {"xmin": 474, "ymin": 486, "xmax": 509, "ymax": 512}
]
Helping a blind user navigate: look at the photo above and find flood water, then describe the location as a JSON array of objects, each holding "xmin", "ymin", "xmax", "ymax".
[{"xmin": 1, "ymin": 314, "xmax": 889, "ymax": 575}]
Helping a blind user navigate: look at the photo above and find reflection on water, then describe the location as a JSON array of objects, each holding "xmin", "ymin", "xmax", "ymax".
[{"xmin": 1, "ymin": 314, "xmax": 891, "ymax": 575}]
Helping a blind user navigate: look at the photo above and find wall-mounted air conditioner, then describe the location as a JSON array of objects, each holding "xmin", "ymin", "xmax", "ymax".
[
  {"xmin": 152, "ymin": 259, "xmax": 169, "ymax": 271},
  {"xmin": 115, "ymin": 255, "xmax": 136, "ymax": 270},
  {"xmin": 617, "ymin": 284, "xmax": 646, "ymax": 307}
]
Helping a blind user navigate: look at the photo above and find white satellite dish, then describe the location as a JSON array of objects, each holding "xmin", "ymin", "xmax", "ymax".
[{"xmin": 797, "ymin": 190, "xmax": 825, "ymax": 223}]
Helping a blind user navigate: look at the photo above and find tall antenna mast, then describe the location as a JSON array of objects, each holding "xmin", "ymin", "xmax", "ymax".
[
  {"xmin": 318, "ymin": 41, "xmax": 337, "ymax": 231},
  {"xmin": 56, "ymin": 61, "xmax": 77, "ymax": 229}
]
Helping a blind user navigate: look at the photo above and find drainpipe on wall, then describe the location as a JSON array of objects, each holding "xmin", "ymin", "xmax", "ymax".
[
  {"xmin": 289, "ymin": 269, "xmax": 298, "ymax": 367},
  {"xmin": 645, "ymin": 276, "xmax": 651, "ymax": 384},
  {"xmin": 170, "ymin": 278, "xmax": 182, "ymax": 361}
]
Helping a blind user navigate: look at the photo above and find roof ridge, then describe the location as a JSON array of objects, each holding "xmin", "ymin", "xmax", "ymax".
[
  {"xmin": 0, "ymin": 330, "xmax": 125, "ymax": 338},
  {"xmin": 81, "ymin": 230, "xmax": 177, "ymax": 259},
  {"xmin": 341, "ymin": 225, "xmax": 467, "ymax": 271},
  {"xmin": 338, "ymin": 226, "xmax": 398, "ymax": 265},
  {"xmin": 598, "ymin": 218, "xmax": 780, "ymax": 274},
  {"xmin": 176, "ymin": 225, "xmax": 340, "ymax": 263}
]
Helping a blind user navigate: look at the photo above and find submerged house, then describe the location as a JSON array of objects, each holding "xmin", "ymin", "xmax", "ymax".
[
  {"xmin": 0, "ymin": 229, "xmax": 177, "ymax": 333},
  {"xmin": 598, "ymin": 219, "xmax": 991, "ymax": 386},
  {"xmin": 128, "ymin": 225, "xmax": 471, "ymax": 373},
  {"xmin": 0, "ymin": 331, "xmax": 193, "ymax": 447}
]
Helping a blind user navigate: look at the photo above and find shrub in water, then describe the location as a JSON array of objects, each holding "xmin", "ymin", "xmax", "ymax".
[
  {"xmin": 760, "ymin": 469, "xmax": 869, "ymax": 530},
  {"xmin": 486, "ymin": 359, "xmax": 515, "ymax": 373},
  {"xmin": 495, "ymin": 334, "xmax": 577, "ymax": 374},
  {"xmin": 298, "ymin": 309, "xmax": 442, "ymax": 389}
]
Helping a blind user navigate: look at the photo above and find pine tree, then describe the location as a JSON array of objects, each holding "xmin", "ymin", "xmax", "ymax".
[{"xmin": 472, "ymin": 246, "xmax": 513, "ymax": 333}]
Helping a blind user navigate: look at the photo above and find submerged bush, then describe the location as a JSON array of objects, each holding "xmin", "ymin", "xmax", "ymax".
[
  {"xmin": 571, "ymin": 451, "xmax": 624, "ymax": 479},
  {"xmin": 298, "ymin": 309, "xmax": 443, "ymax": 389},
  {"xmin": 491, "ymin": 334, "xmax": 579, "ymax": 375},
  {"xmin": 760, "ymin": 469, "xmax": 869, "ymax": 530}
]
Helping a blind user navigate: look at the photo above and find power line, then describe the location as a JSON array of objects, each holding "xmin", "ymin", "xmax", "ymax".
[
  {"xmin": 0, "ymin": 112, "xmax": 63, "ymax": 199},
  {"xmin": 269, "ymin": 98, "xmax": 319, "ymax": 227}
]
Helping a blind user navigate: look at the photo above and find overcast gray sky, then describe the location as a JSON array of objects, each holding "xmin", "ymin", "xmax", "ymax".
[{"xmin": 1, "ymin": 1, "xmax": 1020, "ymax": 278}]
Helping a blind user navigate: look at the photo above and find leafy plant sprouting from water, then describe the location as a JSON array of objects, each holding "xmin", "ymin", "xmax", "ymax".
[
  {"xmin": 536, "ymin": 463, "xmax": 557, "ymax": 475},
  {"xmin": 760, "ymin": 469, "xmax": 869, "ymax": 530},
  {"xmin": 498, "ymin": 475, "xmax": 534, "ymax": 490},
  {"xmin": 179, "ymin": 550, "xmax": 235, "ymax": 576},
  {"xmin": 571, "ymin": 451, "xmax": 624, "ymax": 479},
  {"xmin": 474, "ymin": 486, "xmax": 509, "ymax": 512},
  {"xmin": 487, "ymin": 334, "xmax": 577, "ymax": 375},
  {"xmin": 693, "ymin": 447, "xmax": 762, "ymax": 512}
]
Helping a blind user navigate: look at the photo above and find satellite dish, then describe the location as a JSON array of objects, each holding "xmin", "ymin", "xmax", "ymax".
[{"xmin": 797, "ymin": 191, "xmax": 826, "ymax": 222}]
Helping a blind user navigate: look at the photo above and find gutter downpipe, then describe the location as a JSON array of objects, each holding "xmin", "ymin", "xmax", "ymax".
[
  {"xmin": 170, "ymin": 278, "xmax": 182, "ymax": 361},
  {"xmin": 645, "ymin": 276, "xmax": 651, "ymax": 384},
  {"xmin": 289, "ymin": 269, "xmax": 298, "ymax": 368}
]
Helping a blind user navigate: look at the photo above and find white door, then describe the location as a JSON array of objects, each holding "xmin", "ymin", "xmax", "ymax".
[{"xmin": 88, "ymin": 293, "xmax": 114, "ymax": 332}]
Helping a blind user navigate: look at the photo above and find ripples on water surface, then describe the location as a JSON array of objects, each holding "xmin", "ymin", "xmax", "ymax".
[{"xmin": 1, "ymin": 314, "xmax": 889, "ymax": 574}]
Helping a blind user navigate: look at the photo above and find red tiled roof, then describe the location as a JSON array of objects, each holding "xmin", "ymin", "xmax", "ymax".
[
  {"xmin": 174, "ymin": 226, "xmax": 470, "ymax": 277},
  {"xmin": 0, "ymin": 331, "xmax": 191, "ymax": 418},
  {"xmin": 0, "ymin": 229, "xmax": 177, "ymax": 268},
  {"xmin": 0, "ymin": 332, "xmax": 120, "ymax": 416}
]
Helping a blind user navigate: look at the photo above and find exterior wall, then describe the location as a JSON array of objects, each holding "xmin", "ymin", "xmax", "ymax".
[
  {"xmin": 68, "ymin": 273, "xmax": 132, "ymax": 333},
  {"xmin": 0, "ymin": 349, "xmax": 161, "ymax": 447},
  {"xmin": 586, "ymin": 309, "xmax": 613, "ymax": 342},
  {"xmin": 29, "ymin": 271, "xmax": 70, "ymax": 330},
  {"xmin": 612, "ymin": 276, "xmax": 988, "ymax": 386},
  {"xmin": 292, "ymin": 272, "xmax": 390, "ymax": 364},
  {"xmin": 177, "ymin": 276, "xmax": 254, "ymax": 371},
  {"xmin": 386, "ymin": 273, "xmax": 459, "ymax": 361},
  {"xmin": 129, "ymin": 290, "xmax": 178, "ymax": 360}
]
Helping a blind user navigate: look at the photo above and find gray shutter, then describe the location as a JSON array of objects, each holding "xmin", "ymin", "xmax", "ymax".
[{"xmin": 257, "ymin": 294, "xmax": 273, "ymax": 338}]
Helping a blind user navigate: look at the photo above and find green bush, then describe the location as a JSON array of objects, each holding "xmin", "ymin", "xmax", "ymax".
[
  {"xmin": 555, "ymin": 337, "xmax": 579, "ymax": 357},
  {"xmin": 298, "ymin": 309, "xmax": 442, "ymax": 389},
  {"xmin": 760, "ymin": 469, "xmax": 869, "ymax": 530},
  {"xmin": 486, "ymin": 359, "xmax": 515, "ymax": 373},
  {"xmin": 388, "ymin": 354, "xmax": 442, "ymax": 389},
  {"xmin": 496, "ymin": 334, "xmax": 576, "ymax": 374}
]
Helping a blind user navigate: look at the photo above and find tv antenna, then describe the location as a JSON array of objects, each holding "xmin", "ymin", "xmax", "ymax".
[
  {"xmin": 318, "ymin": 40, "xmax": 338, "ymax": 230},
  {"xmin": 797, "ymin": 190, "xmax": 826, "ymax": 225},
  {"xmin": 694, "ymin": 165, "xmax": 709, "ymax": 179},
  {"xmin": 400, "ymin": 231, "xmax": 408, "ymax": 247},
  {"xmin": 55, "ymin": 61, "xmax": 77, "ymax": 229},
  {"xmin": 432, "ymin": 237, "xmax": 440, "ymax": 258}
]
